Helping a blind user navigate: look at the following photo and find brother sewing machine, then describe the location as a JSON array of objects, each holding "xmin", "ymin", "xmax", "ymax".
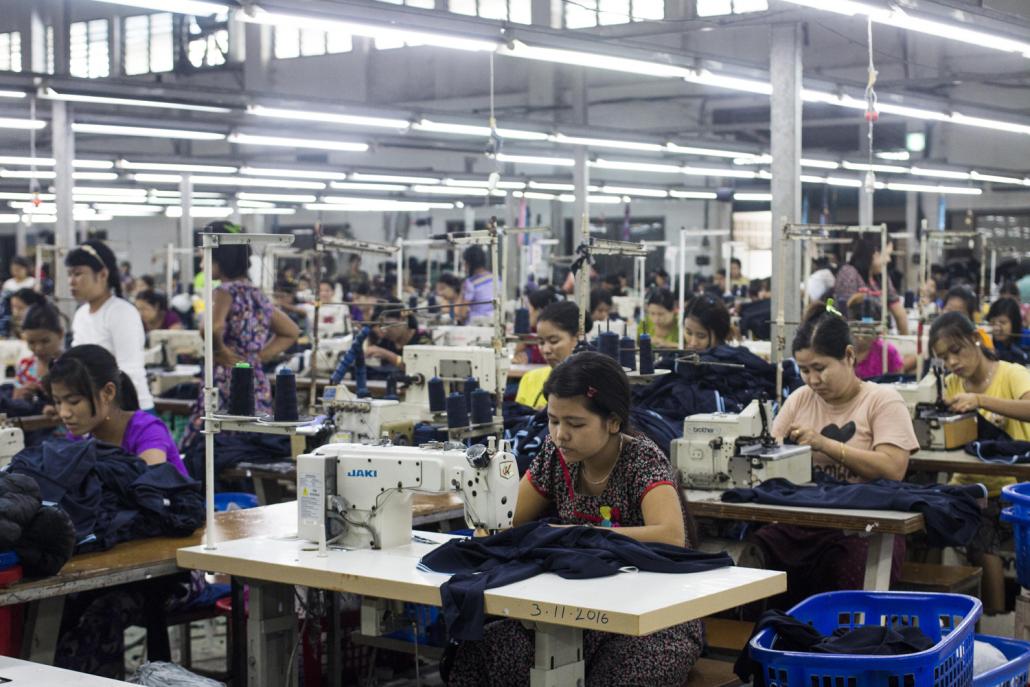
[
  {"xmin": 0, "ymin": 423, "xmax": 25, "ymax": 469},
  {"xmin": 145, "ymin": 329, "xmax": 204, "ymax": 369},
  {"xmin": 903, "ymin": 367, "xmax": 977, "ymax": 450},
  {"xmin": 296, "ymin": 439, "xmax": 519, "ymax": 549},
  {"xmin": 671, "ymin": 400, "xmax": 812, "ymax": 489}
]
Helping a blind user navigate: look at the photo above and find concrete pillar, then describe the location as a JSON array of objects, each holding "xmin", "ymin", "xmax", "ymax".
[
  {"xmin": 22, "ymin": 4, "xmax": 49, "ymax": 74},
  {"xmin": 109, "ymin": 16, "xmax": 123, "ymax": 77},
  {"xmin": 50, "ymin": 1, "xmax": 69, "ymax": 76},
  {"xmin": 52, "ymin": 100, "xmax": 75, "ymax": 311},
  {"xmin": 179, "ymin": 174, "xmax": 194, "ymax": 288},
  {"xmin": 769, "ymin": 23, "xmax": 803, "ymax": 360}
]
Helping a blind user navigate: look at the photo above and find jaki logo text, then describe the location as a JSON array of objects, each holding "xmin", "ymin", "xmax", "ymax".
[{"xmin": 346, "ymin": 469, "xmax": 379, "ymax": 478}]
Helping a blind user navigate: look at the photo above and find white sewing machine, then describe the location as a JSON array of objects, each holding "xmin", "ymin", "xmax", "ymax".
[
  {"xmin": 895, "ymin": 369, "xmax": 977, "ymax": 450},
  {"xmin": 671, "ymin": 400, "xmax": 812, "ymax": 489},
  {"xmin": 588, "ymin": 319, "xmax": 638, "ymax": 341},
  {"xmin": 322, "ymin": 383, "xmax": 419, "ymax": 443},
  {"xmin": 296, "ymin": 440, "xmax": 519, "ymax": 549},
  {"xmin": 0, "ymin": 340, "xmax": 29, "ymax": 377},
  {"xmin": 430, "ymin": 326, "xmax": 496, "ymax": 348},
  {"xmin": 403, "ymin": 345, "xmax": 509, "ymax": 408},
  {"xmin": 0, "ymin": 425, "xmax": 24, "ymax": 469},
  {"xmin": 145, "ymin": 329, "xmax": 204, "ymax": 368},
  {"xmin": 308, "ymin": 335, "xmax": 354, "ymax": 376}
]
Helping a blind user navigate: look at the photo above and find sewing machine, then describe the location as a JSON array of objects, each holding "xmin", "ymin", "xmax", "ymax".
[
  {"xmin": 145, "ymin": 329, "xmax": 204, "ymax": 369},
  {"xmin": 309, "ymin": 335, "xmax": 354, "ymax": 376},
  {"xmin": 588, "ymin": 319, "xmax": 638, "ymax": 341},
  {"xmin": 430, "ymin": 326, "xmax": 496, "ymax": 348},
  {"xmin": 296, "ymin": 440, "xmax": 519, "ymax": 549},
  {"xmin": 403, "ymin": 345, "xmax": 508, "ymax": 408},
  {"xmin": 903, "ymin": 368, "xmax": 977, "ymax": 450},
  {"xmin": 671, "ymin": 400, "xmax": 812, "ymax": 489},
  {"xmin": 0, "ymin": 340, "xmax": 29, "ymax": 377},
  {"xmin": 322, "ymin": 383, "xmax": 418, "ymax": 443},
  {"xmin": 611, "ymin": 296, "xmax": 638, "ymax": 320},
  {"xmin": 0, "ymin": 425, "xmax": 24, "ymax": 469}
]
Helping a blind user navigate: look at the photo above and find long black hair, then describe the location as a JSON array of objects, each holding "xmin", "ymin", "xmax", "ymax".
[
  {"xmin": 544, "ymin": 352, "xmax": 630, "ymax": 432},
  {"xmin": 683, "ymin": 294, "xmax": 731, "ymax": 345},
  {"xmin": 929, "ymin": 311, "xmax": 998, "ymax": 362},
  {"xmin": 43, "ymin": 344, "xmax": 140, "ymax": 414},
  {"xmin": 463, "ymin": 245, "xmax": 487, "ymax": 276},
  {"xmin": 65, "ymin": 239, "xmax": 122, "ymax": 298},
  {"xmin": 528, "ymin": 286, "xmax": 560, "ymax": 311},
  {"xmin": 987, "ymin": 298, "xmax": 1023, "ymax": 340},
  {"xmin": 135, "ymin": 289, "xmax": 169, "ymax": 314},
  {"xmin": 793, "ymin": 302, "xmax": 853, "ymax": 359},
  {"xmin": 647, "ymin": 287, "xmax": 676, "ymax": 312},
  {"xmin": 11, "ymin": 287, "xmax": 45, "ymax": 310},
  {"xmin": 848, "ymin": 234, "xmax": 891, "ymax": 284},
  {"xmin": 21, "ymin": 301, "xmax": 64, "ymax": 334},
  {"xmin": 537, "ymin": 301, "xmax": 590, "ymax": 338},
  {"xmin": 944, "ymin": 286, "xmax": 977, "ymax": 320}
]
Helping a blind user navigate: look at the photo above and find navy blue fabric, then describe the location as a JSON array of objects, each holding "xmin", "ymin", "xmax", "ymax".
[
  {"xmin": 9, "ymin": 438, "xmax": 204, "ymax": 552},
  {"xmin": 182, "ymin": 431, "xmax": 292, "ymax": 484},
  {"xmin": 965, "ymin": 439, "xmax": 1030, "ymax": 465},
  {"xmin": 739, "ymin": 299, "xmax": 771, "ymax": 341},
  {"xmin": 722, "ymin": 475, "xmax": 984, "ymax": 547},
  {"xmin": 994, "ymin": 340, "xmax": 1029, "ymax": 365},
  {"xmin": 419, "ymin": 521, "xmax": 733, "ymax": 641}
]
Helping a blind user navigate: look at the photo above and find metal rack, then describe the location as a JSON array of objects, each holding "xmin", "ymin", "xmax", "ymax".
[
  {"xmin": 676, "ymin": 228, "xmax": 730, "ymax": 351},
  {"xmin": 572, "ymin": 237, "xmax": 653, "ymax": 338}
]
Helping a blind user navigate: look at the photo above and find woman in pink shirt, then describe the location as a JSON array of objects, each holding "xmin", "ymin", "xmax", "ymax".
[{"xmin": 846, "ymin": 294, "xmax": 908, "ymax": 379}]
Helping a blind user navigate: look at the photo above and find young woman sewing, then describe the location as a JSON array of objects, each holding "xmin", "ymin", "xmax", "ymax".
[
  {"xmin": 66, "ymin": 240, "xmax": 153, "ymax": 411},
  {"xmin": 514, "ymin": 301, "xmax": 587, "ymax": 410},
  {"xmin": 682, "ymin": 295, "xmax": 732, "ymax": 352},
  {"xmin": 986, "ymin": 297, "xmax": 1028, "ymax": 365},
  {"xmin": 640, "ymin": 288, "xmax": 679, "ymax": 349},
  {"xmin": 46, "ymin": 344, "xmax": 185, "ymax": 474},
  {"xmin": 745, "ymin": 304, "xmax": 918, "ymax": 606},
  {"xmin": 447, "ymin": 352, "xmax": 703, "ymax": 687}
]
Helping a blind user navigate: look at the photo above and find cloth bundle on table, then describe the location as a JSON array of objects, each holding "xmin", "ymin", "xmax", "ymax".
[{"xmin": 0, "ymin": 472, "xmax": 76, "ymax": 576}]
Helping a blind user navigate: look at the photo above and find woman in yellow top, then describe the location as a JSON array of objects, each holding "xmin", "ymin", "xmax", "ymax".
[
  {"xmin": 639, "ymin": 288, "xmax": 679, "ymax": 349},
  {"xmin": 930, "ymin": 310, "xmax": 1030, "ymax": 613},
  {"xmin": 514, "ymin": 301, "xmax": 584, "ymax": 409}
]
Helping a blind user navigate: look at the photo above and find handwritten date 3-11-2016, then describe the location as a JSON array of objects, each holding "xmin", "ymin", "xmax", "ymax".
[{"xmin": 529, "ymin": 603, "xmax": 609, "ymax": 625}]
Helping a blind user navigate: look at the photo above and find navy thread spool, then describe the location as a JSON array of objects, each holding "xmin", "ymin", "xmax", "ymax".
[
  {"xmin": 446, "ymin": 391, "xmax": 469, "ymax": 429},
  {"xmin": 464, "ymin": 376, "xmax": 479, "ymax": 412},
  {"xmin": 409, "ymin": 295, "xmax": 418, "ymax": 309},
  {"xmin": 598, "ymin": 331, "xmax": 620, "ymax": 361},
  {"xmin": 470, "ymin": 388, "xmax": 493, "ymax": 425},
  {"xmin": 638, "ymin": 334, "xmax": 654, "ymax": 374},
  {"xmin": 619, "ymin": 336, "xmax": 636, "ymax": 371},
  {"xmin": 427, "ymin": 375, "xmax": 446, "ymax": 413},
  {"xmin": 384, "ymin": 373, "xmax": 399, "ymax": 401},
  {"xmin": 273, "ymin": 367, "xmax": 299, "ymax": 421},
  {"xmin": 228, "ymin": 362, "xmax": 255, "ymax": 416},
  {"xmin": 513, "ymin": 308, "xmax": 531, "ymax": 335}
]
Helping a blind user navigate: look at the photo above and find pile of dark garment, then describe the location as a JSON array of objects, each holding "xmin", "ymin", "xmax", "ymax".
[
  {"xmin": 0, "ymin": 472, "xmax": 76, "ymax": 576},
  {"xmin": 722, "ymin": 474, "xmax": 985, "ymax": 547},
  {"xmin": 965, "ymin": 440, "xmax": 1030, "ymax": 465},
  {"xmin": 183, "ymin": 431, "xmax": 293, "ymax": 488},
  {"xmin": 734, "ymin": 610, "xmax": 935, "ymax": 687},
  {"xmin": 9, "ymin": 438, "xmax": 205, "ymax": 553},
  {"xmin": 420, "ymin": 521, "xmax": 734, "ymax": 641},
  {"xmin": 635, "ymin": 345, "xmax": 803, "ymax": 425}
]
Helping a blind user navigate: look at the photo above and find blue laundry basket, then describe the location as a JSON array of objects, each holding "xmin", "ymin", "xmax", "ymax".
[
  {"xmin": 747, "ymin": 591, "xmax": 981, "ymax": 687},
  {"xmin": 214, "ymin": 492, "xmax": 259, "ymax": 512},
  {"xmin": 1000, "ymin": 482, "xmax": 1030, "ymax": 588},
  {"xmin": 973, "ymin": 635, "xmax": 1030, "ymax": 687}
]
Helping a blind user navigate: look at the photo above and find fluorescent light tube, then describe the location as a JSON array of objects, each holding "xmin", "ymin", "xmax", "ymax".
[
  {"xmin": 826, "ymin": 177, "xmax": 863, "ymax": 188},
  {"xmin": 949, "ymin": 113, "xmax": 1030, "ymax": 136},
  {"xmin": 0, "ymin": 170, "xmax": 116, "ymax": 181},
  {"xmin": 0, "ymin": 192, "xmax": 54, "ymax": 201},
  {"xmin": 120, "ymin": 160, "xmax": 237, "ymax": 174},
  {"xmin": 89, "ymin": 0, "xmax": 226, "ymax": 15},
  {"xmin": 0, "ymin": 156, "xmax": 113, "ymax": 169},
  {"xmin": 93, "ymin": 204, "xmax": 166, "ymax": 215},
  {"xmin": 513, "ymin": 191, "xmax": 557, "ymax": 200},
  {"xmin": 551, "ymin": 134, "xmax": 664, "ymax": 152},
  {"xmin": 885, "ymin": 183, "xmax": 982, "ymax": 195},
  {"xmin": 321, "ymin": 197, "xmax": 455, "ymax": 209},
  {"xmin": 734, "ymin": 192, "xmax": 773, "ymax": 202},
  {"xmin": 165, "ymin": 206, "xmax": 234, "ymax": 218},
  {"xmin": 329, "ymin": 182, "xmax": 407, "ymax": 192},
  {"xmin": 600, "ymin": 185, "xmax": 668, "ymax": 198},
  {"xmin": 148, "ymin": 190, "xmax": 223, "ymax": 198},
  {"xmin": 494, "ymin": 153, "xmax": 574, "ymax": 167},
  {"xmin": 442, "ymin": 179, "xmax": 526, "ymax": 189},
  {"xmin": 43, "ymin": 88, "xmax": 230, "ymax": 113},
  {"xmin": 682, "ymin": 166, "xmax": 758, "ymax": 179},
  {"xmin": 248, "ymin": 105, "xmax": 410, "ymax": 130},
  {"xmin": 684, "ymin": 69, "xmax": 772, "ymax": 95},
  {"xmin": 132, "ymin": 173, "xmax": 186, "ymax": 183},
  {"xmin": 0, "ymin": 215, "xmax": 20, "ymax": 223},
  {"xmin": 876, "ymin": 151, "xmax": 910, "ymax": 161},
  {"xmin": 670, "ymin": 190, "xmax": 718, "ymax": 199},
  {"xmin": 499, "ymin": 40, "xmax": 692, "ymax": 79},
  {"xmin": 73, "ymin": 123, "xmax": 224, "ymax": 140},
  {"xmin": 666, "ymin": 143, "xmax": 752, "ymax": 159},
  {"xmin": 237, "ymin": 193, "xmax": 319, "ymax": 203},
  {"xmin": 969, "ymin": 171, "xmax": 1029, "ymax": 185},
  {"xmin": 0, "ymin": 118, "xmax": 46, "ymax": 131},
  {"xmin": 241, "ymin": 8, "xmax": 496, "ymax": 52},
  {"xmin": 876, "ymin": 102, "xmax": 950, "ymax": 122},
  {"xmin": 841, "ymin": 161, "xmax": 908, "ymax": 174},
  {"xmin": 0, "ymin": 91, "xmax": 25, "ymax": 99},
  {"xmin": 528, "ymin": 181, "xmax": 575, "ymax": 191},
  {"xmin": 241, "ymin": 166, "xmax": 346, "ymax": 180},
  {"xmin": 73, "ymin": 187, "xmax": 148, "ymax": 196},
  {"xmin": 910, "ymin": 167, "xmax": 971, "ymax": 181},
  {"xmin": 239, "ymin": 207, "xmax": 296, "ymax": 216},
  {"xmin": 228, "ymin": 132, "xmax": 368, "ymax": 152},
  {"xmin": 350, "ymin": 173, "xmax": 441, "ymax": 185},
  {"xmin": 801, "ymin": 159, "xmax": 840, "ymax": 170},
  {"xmin": 412, "ymin": 185, "xmax": 491, "ymax": 196},
  {"xmin": 74, "ymin": 172, "xmax": 119, "ymax": 181},
  {"xmin": 414, "ymin": 119, "xmax": 548, "ymax": 141},
  {"xmin": 236, "ymin": 200, "xmax": 275, "ymax": 208},
  {"xmin": 801, "ymin": 175, "xmax": 828, "ymax": 184},
  {"xmin": 733, "ymin": 155, "xmax": 772, "ymax": 166},
  {"xmin": 557, "ymin": 194, "xmax": 623, "ymax": 204},
  {"xmin": 590, "ymin": 159, "xmax": 681, "ymax": 174},
  {"xmin": 133, "ymin": 174, "xmax": 326, "ymax": 190}
]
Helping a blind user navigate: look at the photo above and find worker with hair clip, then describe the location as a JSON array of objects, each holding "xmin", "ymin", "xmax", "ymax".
[
  {"xmin": 66, "ymin": 239, "xmax": 154, "ymax": 412},
  {"xmin": 682, "ymin": 294, "xmax": 734, "ymax": 352},
  {"xmin": 930, "ymin": 310, "xmax": 1030, "ymax": 614},
  {"xmin": 742, "ymin": 302, "xmax": 918, "ymax": 608},
  {"xmin": 515, "ymin": 301, "xmax": 589, "ymax": 410},
  {"xmin": 447, "ymin": 351, "xmax": 704, "ymax": 686}
]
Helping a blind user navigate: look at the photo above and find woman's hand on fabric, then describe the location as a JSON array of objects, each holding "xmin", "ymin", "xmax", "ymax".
[
  {"xmin": 947, "ymin": 393, "xmax": 980, "ymax": 413},
  {"xmin": 785, "ymin": 425, "xmax": 827, "ymax": 453}
]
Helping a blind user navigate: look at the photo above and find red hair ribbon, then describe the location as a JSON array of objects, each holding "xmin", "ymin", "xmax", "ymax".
[{"xmin": 586, "ymin": 386, "xmax": 598, "ymax": 399}]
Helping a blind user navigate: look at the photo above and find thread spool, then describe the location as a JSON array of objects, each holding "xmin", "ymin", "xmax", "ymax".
[
  {"xmin": 427, "ymin": 375, "xmax": 446, "ymax": 413},
  {"xmin": 384, "ymin": 374, "xmax": 399, "ymax": 401},
  {"xmin": 464, "ymin": 376, "xmax": 479, "ymax": 412},
  {"xmin": 470, "ymin": 388, "xmax": 493, "ymax": 425},
  {"xmin": 619, "ymin": 336, "xmax": 636, "ymax": 371},
  {"xmin": 598, "ymin": 331, "xmax": 620, "ymax": 361},
  {"xmin": 638, "ymin": 334, "xmax": 654, "ymax": 374},
  {"xmin": 446, "ymin": 391, "xmax": 469, "ymax": 429},
  {"xmin": 273, "ymin": 367, "xmax": 299, "ymax": 421},
  {"xmin": 408, "ymin": 295, "xmax": 418, "ymax": 309},
  {"xmin": 513, "ymin": 308, "xmax": 531, "ymax": 335},
  {"xmin": 228, "ymin": 362, "xmax": 255, "ymax": 416}
]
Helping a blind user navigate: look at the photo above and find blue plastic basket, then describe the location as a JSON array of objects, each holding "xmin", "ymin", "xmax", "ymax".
[
  {"xmin": 1000, "ymin": 483, "xmax": 1030, "ymax": 588},
  {"xmin": 973, "ymin": 635, "xmax": 1030, "ymax": 687},
  {"xmin": 214, "ymin": 492, "xmax": 259, "ymax": 512},
  {"xmin": 748, "ymin": 591, "xmax": 981, "ymax": 687}
]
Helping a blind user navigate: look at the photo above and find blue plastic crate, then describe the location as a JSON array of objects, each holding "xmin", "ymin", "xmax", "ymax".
[
  {"xmin": 973, "ymin": 635, "xmax": 1030, "ymax": 687},
  {"xmin": 214, "ymin": 492, "xmax": 259, "ymax": 512},
  {"xmin": 1000, "ymin": 483, "xmax": 1030, "ymax": 588},
  {"xmin": 748, "ymin": 591, "xmax": 981, "ymax": 687}
]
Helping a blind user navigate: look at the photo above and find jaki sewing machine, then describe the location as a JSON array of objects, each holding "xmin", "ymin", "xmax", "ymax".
[
  {"xmin": 900, "ymin": 368, "xmax": 977, "ymax": 450},
  {"xmin": 296, "ymin": 439, "xmax": 519, "ymax": 549},
  {"xmin": 671, "ymin": 400, "xmax": 811, "ymax": 489}
]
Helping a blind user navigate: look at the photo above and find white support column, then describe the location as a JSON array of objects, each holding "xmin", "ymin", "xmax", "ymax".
[
  {"xmin": 769, "ymin": 23, "xmax": 803, "ymax": 361},
  {"xmin": 179, "ymin": 174, "xmax": 194, "ymax": 289},
  {"xmin": 52, "ymin": 100, "xmax": 75, "ymax": 312},
  {"xmin": 858, "ymin": 129, "xmax": 874, "ymax": 227}
]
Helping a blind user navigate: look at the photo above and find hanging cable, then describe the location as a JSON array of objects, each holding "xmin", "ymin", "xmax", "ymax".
[
  {"xmin": 28, "ymin": 95, "xmax": 40, "ymax": 207},
  {"xmin": 863, "ymin": 16, "xmax": 879, "ymax": 198}
]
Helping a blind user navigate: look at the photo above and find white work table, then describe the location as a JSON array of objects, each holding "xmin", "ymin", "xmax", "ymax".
[
  {"xmin": 686, "ymin": 489, "xmax": 925, "ymax": 591},
  {"xmin": 178, "ymin": 530, "xmax": 785, "ymax": 687},
  {"xmin": 0, "ymin": 657, "xmax": 132, "ymax": 686}
]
